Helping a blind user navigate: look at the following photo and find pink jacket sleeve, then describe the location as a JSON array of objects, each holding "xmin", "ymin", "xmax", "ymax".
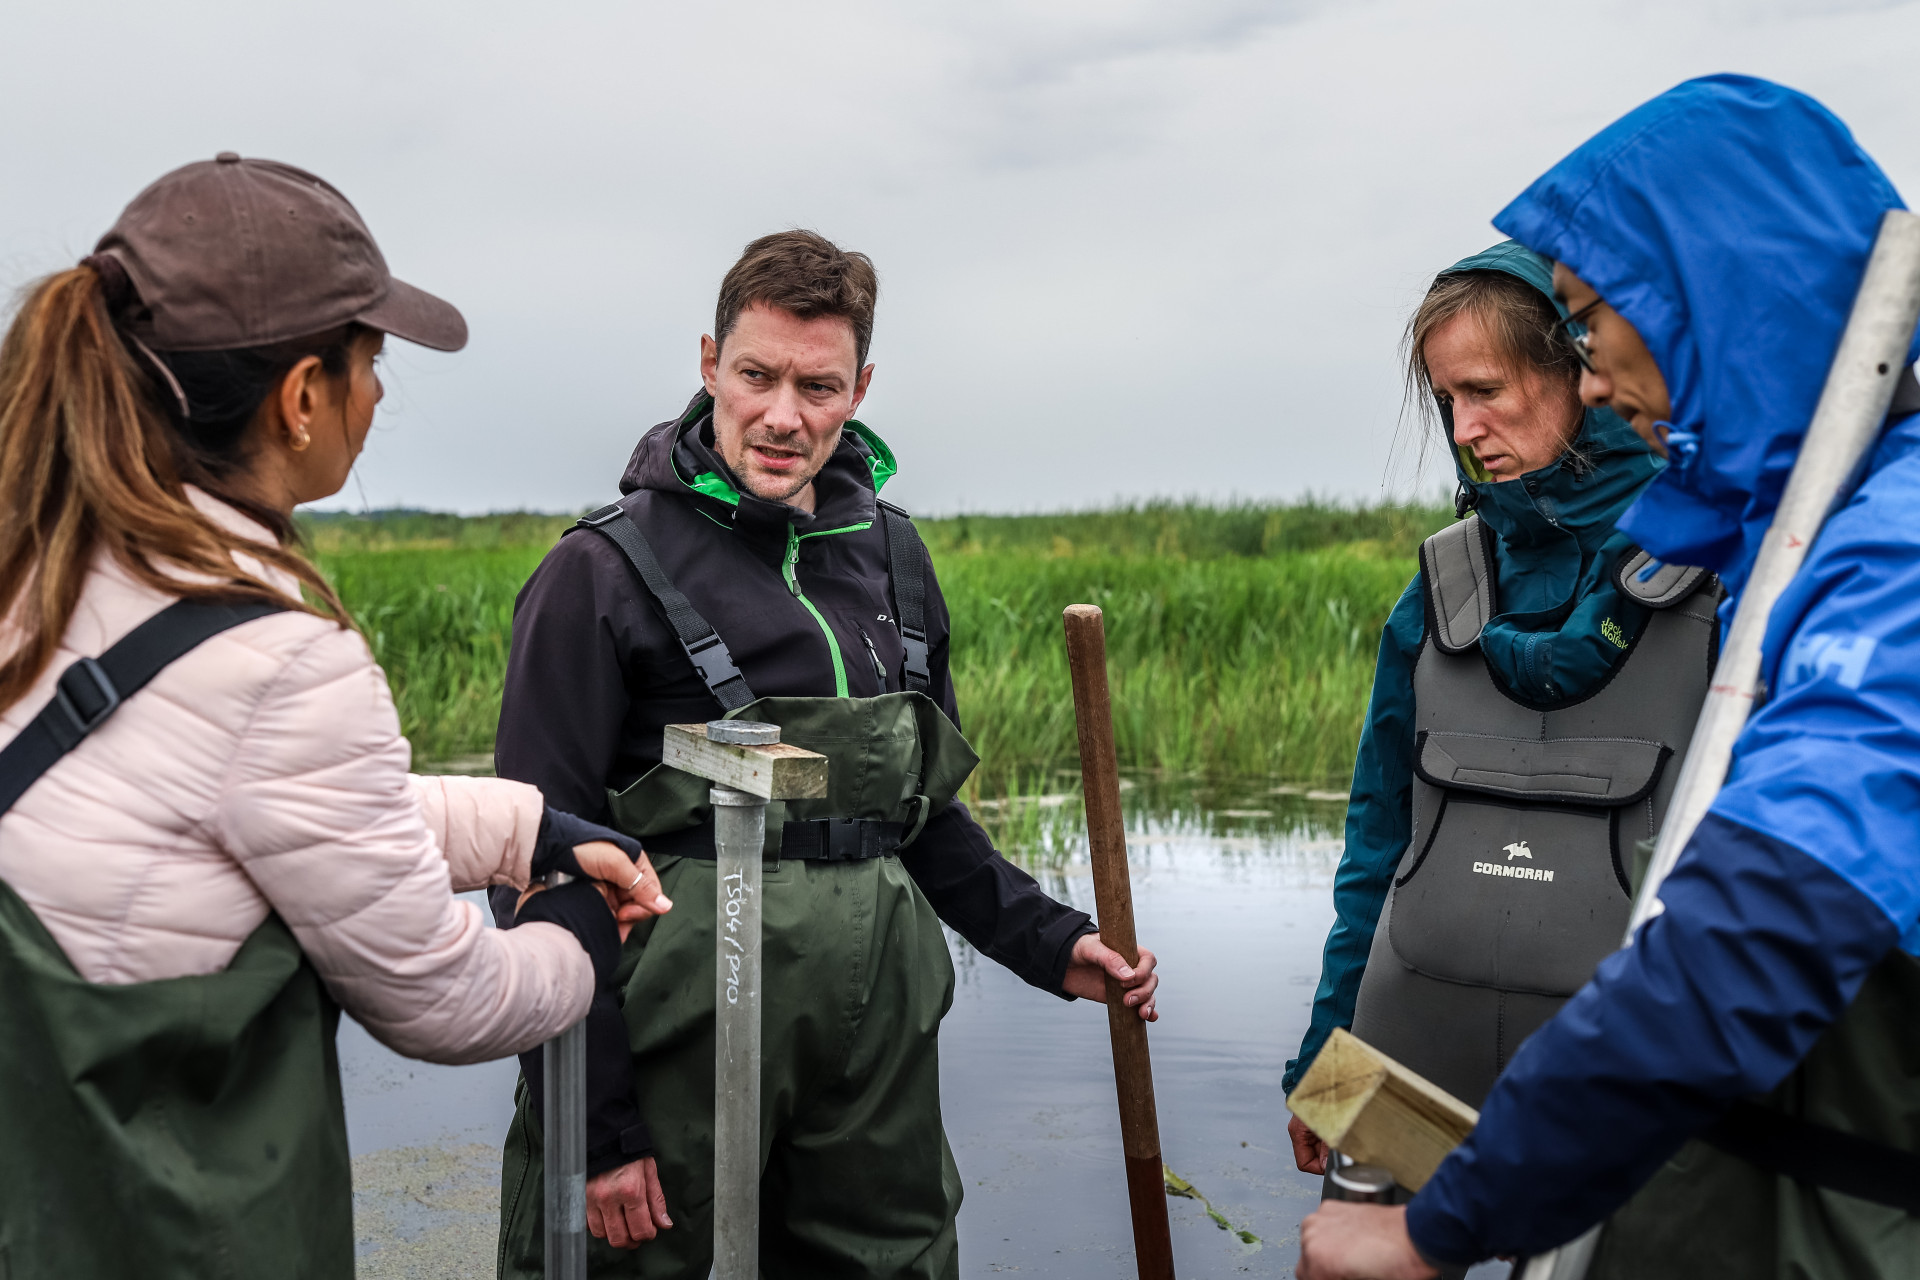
[
  {"xmin": 211, "ymin": 626, "xmax": 592, "ymax": 1064},
  {"xmin": 409, "ymin": 773, "xmax": 545, "ymax": 891}
]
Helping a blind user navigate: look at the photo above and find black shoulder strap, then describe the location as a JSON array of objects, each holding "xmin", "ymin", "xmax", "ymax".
[
  {"xmin": 877, "ymin": 500, "xmax": 931, "ymax": 693},
  {"xmin": 576, "ymin": 504, "xmax": 756, "ymax": 712},
  {"xmin": 1705, "ymin": 1099, "xmax": 1920, "ymax": 1215},
  {"xmin": 0, "ymin": 598, "xmax": 287, "ymax": 817}
]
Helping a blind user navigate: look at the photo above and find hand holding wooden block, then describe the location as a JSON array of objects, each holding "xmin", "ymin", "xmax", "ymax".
[{"xmin": 1287, "ymin": 1028, "xmax": 1479, "ymax": 1191}]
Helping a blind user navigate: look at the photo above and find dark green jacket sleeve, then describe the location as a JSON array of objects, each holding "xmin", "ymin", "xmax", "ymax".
[{"xmin": 1282, "ymin": 573, "xmax": 1425, "ymax": 1094}]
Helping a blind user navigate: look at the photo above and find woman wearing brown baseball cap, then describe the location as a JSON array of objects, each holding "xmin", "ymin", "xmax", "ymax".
[{"xmin": 0, "ymin": 154, "xmax": 670, "ymax": 1276}]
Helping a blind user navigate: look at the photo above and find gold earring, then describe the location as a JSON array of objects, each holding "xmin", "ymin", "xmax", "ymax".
[{"xmin": 290, "ymin": 427, "xmax": 311, "ymax": 452}]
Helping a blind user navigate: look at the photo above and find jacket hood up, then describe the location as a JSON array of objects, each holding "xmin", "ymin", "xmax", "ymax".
[
  {"xmin": 1493, "ymin": 74, "xmax": 1915, "ymax": 601},
  {"xmin": 1437, "ymin": 241, "xmax": 1664, "ymax": 703},
  {"xmin": 618, "ymin": 390, "xmax": 898, "ymax": 558}
]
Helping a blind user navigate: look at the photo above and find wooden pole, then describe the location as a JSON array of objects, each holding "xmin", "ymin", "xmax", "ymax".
[{"xmin": 1063, "ymin": 604, "xmax": 1176, "ymax": 1280}]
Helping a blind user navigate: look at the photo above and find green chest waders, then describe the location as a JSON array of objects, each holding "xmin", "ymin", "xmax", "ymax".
[
  {"xmin": 495, "ymin": 505, "xmax": 972, "ymax": 1280},
  {"xmin": 1586, "ymin": 858, "xmax": 1920, "ymax": 1278},
  {"xmin": 0, "ymin": 601, "xmax": 353, "ymax": 1280},
  {"xmin": 1350, "ymin": 520, "xmax": 1720, "ymax": 1107}
]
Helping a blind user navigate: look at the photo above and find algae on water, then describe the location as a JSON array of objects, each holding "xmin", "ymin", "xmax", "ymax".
[{"xmin": 1163, "ymin": 1164, "xmax": 1263, "ymax": 1247}]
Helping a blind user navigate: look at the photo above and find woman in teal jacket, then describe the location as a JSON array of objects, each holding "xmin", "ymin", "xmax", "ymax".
[{"xmin": 1285, "ymin": 242, "xmax": 1671, "ymax": 1169}]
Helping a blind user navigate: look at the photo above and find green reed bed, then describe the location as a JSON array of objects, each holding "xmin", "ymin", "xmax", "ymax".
[{"xmin": 303, "ymin": 500, "xmax": 1446, "ymax": 783}]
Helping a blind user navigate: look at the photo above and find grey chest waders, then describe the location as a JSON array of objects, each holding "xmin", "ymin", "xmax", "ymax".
[
  {"xmin": 574, "ymin": 501, "xmax": 976, "ymax": 1277},
  {"xmin": 0, "ymin": 601, "xmax": 361, "ymax": 1280},
  {"xmin": 1349, "ymin": 517, "xmax": 1720, "ymax": 1108}
]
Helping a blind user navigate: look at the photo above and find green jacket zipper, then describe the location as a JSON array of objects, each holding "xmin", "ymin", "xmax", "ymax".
[{"xmin": 781, "ymin": 522, "xmax": 871, "ymax": 698}]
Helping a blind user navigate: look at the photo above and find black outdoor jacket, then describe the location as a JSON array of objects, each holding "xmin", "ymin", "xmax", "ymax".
[{"xmin": 494, "ymin": 392, "xmax": 1096, "ymax": 995}]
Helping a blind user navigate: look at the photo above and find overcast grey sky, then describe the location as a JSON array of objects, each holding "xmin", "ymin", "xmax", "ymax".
[{"xmin": 3, "ymin": 0, "xmax": 1916, "ymax": 514}]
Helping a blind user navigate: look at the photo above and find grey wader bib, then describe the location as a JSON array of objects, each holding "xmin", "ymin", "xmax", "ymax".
[
  {"xmin": 1349, "ymin": 517, "xmax": 1719, "ymax": 1107},
  {"xmin": 0, "ymin": 601, "xmax": 355, "ymax": 1280},
  {"xmin": 497, "ymin": 503, "xmax": 971, "ymax": 1279}
]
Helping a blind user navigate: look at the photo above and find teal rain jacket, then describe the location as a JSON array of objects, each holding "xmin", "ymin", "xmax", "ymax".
[{"xmin": 1282, "ymin": 242, "xmax": 1661, "ymax": 1094}]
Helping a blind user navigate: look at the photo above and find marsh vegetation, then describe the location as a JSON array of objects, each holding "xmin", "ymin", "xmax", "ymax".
[{"xmin": 305, "ymin": 499, "xmax": 1449, "ymax": 793}]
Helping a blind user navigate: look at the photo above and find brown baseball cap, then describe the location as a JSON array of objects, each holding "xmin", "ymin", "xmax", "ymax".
[{"xmin": 92, "ymin": 152, "xmax": 467, "ymax": 353}]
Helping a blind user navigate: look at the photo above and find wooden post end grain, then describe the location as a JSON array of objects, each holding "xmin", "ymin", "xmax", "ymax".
[
  {"xmin": 662, "ymin": 725, "xmax": 829, "ymax": 800},
  {"xmin": 1287, "ymin": 1028, "xmax": 1479, "ymax": 1191}
]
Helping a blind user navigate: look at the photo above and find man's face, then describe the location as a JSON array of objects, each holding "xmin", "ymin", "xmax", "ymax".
[
  {"xmin": 1552, "ymin": 262, "xmax": 1674, "ymax": 455},
  {"xmin": 701, "ymin": 302, "xmax": 874, "ymax": 512},
  {"xmin": 1424, "ymin": 308, "xmax": 1581, "ymax": 481}
]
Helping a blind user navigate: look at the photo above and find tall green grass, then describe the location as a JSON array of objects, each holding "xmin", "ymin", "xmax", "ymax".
[{"xmin": 305, "ymin": 501, "xmax": 1446, "ymax": 782}]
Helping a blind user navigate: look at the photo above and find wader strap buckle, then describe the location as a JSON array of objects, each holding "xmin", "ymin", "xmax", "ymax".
[
  {"xmin": 49, "ymin": 658, "xmax": 121, "ymax": 751},
  {"xmin": 573, "ymin": 504, "xmax": 757, "ymax": 712},
  {"xmin": 0, "ymin": 599, "xmax": 287, "ymax": 818},
  {"xmin": 782, "ymin": 817, "xmax": 905, "ymax": 861}
]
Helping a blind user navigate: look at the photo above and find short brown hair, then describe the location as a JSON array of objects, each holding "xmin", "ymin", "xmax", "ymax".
[{"xmin": 715, "ymin": 230, "xmax": 878, "ymax": 368}]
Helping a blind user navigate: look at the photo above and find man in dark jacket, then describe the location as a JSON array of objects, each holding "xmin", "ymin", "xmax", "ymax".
[{"xmin": 493, "ymin": 230, "xmax": 1159, "ymax": 1278}]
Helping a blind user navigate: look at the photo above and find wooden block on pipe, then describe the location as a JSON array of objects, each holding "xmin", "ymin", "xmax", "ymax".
[
  {"xmin": 1287, "ymin": 1028, "xmax": 1478, "ymax": 1192},
  {"xmin": 662, "ymin": 725, "xmax": 829, "ymax": 800}
]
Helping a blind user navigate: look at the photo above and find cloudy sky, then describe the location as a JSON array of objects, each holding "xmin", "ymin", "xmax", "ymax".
[{"xmin": 3, "ymin": 0, "xmax": 1916, "ymax": 514}]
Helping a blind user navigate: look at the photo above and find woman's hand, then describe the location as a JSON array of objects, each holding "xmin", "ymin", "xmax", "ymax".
[
  {"xmin": 1297, "ymin": 1203, "xmax": 1438, "ymax": 1280},
  {"xmin": 518, "ymin": 842, "xmax": 670, "ymax": 943},
  {"xmin": 1062, "ymin": 934, "xmax": 1159, "ymax": 1020},
  {"xmin": 1289, "ymin": 1113, "xmax": 1331, "ymax": 1174},
  {"xmin": 572, "ymin": 840, "xmax": 672, "ymax": 928}
]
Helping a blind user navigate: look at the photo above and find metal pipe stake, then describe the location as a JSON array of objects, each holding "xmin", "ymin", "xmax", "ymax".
[
  {"xmin": 543, "ymin": 870, "xmax": 588, "ymax": 1280},
  {"xmin": 711, "ymin": 785, "xmax": 765, "ymax": 1280}
]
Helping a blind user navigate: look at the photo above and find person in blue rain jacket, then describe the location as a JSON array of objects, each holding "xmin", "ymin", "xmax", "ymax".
[
  {"xmin": 1297, "ymin": 74, "xmax": 1920, "ymax": 1280},
  {"xmin": 1285, "ymin": 242, "xmax": 1671, "ymax": 1167}
]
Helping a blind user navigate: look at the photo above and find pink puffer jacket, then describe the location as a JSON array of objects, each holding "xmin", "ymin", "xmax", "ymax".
[{"xmin": 0, "ymin": 494, "xmax": 592, "ymax": 1064}]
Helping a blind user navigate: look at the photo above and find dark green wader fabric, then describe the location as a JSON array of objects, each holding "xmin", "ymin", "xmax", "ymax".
[
  {"xmin": 497, "ymin": 692, "xmax": 977, "ymax": 1279},
  {"xmin": 1587, "ymin": 867, "xmax": 1920, "ymax": 1278},
  {"xmin": 0, "ymin": 879, "xmax": 351, "ymax": 1279},
  {"xmin": 497, "ymin": 855, "xmax": 962, "ymax": 1279}
]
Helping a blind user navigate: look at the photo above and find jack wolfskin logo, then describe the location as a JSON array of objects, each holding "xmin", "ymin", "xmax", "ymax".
[
  {"xmin": 1601, "ymin": 618, "xmax": 1627, "ymax": 649},
  {"xmin": 1504, "ymin": 841, "xmax": 1532, "ymax": 860}
]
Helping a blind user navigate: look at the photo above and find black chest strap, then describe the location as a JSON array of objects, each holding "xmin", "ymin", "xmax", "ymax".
[
  {"xmin": 577, "ymin": 504, "xmax": 756, "ymax": 712},
  {"xmin": 877, "ymin": 500, "xmax": 931, "ymax": 694},
  {"xmin": 1705, "ymin": 1099, "xmax": 1920, "ymax": 1214},
  {"xmin": 0, "ymin": 599, "xmax": 288, "ymax": 817},
  {"xmin": 577, "ymin": 499, "xmax": 935, "ymax": 710}
]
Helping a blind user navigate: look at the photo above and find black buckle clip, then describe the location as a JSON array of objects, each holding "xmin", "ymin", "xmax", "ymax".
[
  {"xmin": 49, "ymin": 657, "xmax": 122, "ymax": 750},
  {"xmin": 813, "ymin": 817, "xmax": 866, "ymax": 861},
  {"xmin": 578, "ymin": 503, "xmax": 626, "ymax": 529},
  {"xmin": 682, "ymin": 633, "xmax": 743, "ymax": 691},
  {"xmin": 900, "ymin": 626, "xmax": 931, "ymax": 688}
]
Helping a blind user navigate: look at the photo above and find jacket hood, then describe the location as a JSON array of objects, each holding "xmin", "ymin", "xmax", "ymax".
[
  {"xmin": 619, "ymin": 390, "xmax": 898, "ymax": 551},
  {"xmin": 1493, "ymin": 74, "xmax": 1914, "ymax": 599},
  {"xmin": 1434, "ymin": 242, "xmax": 1663, "ymax": 703}
]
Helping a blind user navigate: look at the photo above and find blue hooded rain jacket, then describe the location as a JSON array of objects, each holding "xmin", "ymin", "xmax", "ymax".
[
  {"xmin": 1284, "ymin": 243, "xmax": 1661, "ymax": 1095},
  {"xmin": 1405, "ymin": 75, "xmax": 1920, "ymax": 1265}
]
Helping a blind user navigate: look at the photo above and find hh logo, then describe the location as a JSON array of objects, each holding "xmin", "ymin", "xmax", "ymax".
[
  {"xmin": 1504, "ymin": 841, "xmax": 1532, "ymax": 861},
  {"xmin": 1785, "ymin": 631, "xmax": 1877, "ymax": 691}
]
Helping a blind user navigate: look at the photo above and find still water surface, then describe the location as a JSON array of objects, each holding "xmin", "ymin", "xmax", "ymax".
[{"xmin": 345, "ymin": 787, "xmax": 1356, "ymax": 1277}]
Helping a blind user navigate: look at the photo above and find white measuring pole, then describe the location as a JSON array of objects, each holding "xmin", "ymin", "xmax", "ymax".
[
  {"xmin": 543, "ymin": 870, "xmax": 589, "ymax": 1280},
  {"xmin": 711, "ymin": 780, "xmax": 765, "ymax": 1280},
  {"xmin": 1519, "ymin": 208, "xmax": 1920, "ymax": 1280},
  {"xmin": 657, "ymin": 718, "xmax": 826, "ymax": 1280}
]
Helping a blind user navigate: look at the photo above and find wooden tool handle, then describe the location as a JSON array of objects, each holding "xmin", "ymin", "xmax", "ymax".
[{"xmin": 1064, "ymin": 604, "xmax": 1175, "ymax": 1280}]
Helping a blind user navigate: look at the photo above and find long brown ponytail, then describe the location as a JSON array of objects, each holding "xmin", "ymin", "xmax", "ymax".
[{"xmin": 0, "ymin": 263, "xmax": 349, "ymax": 715}]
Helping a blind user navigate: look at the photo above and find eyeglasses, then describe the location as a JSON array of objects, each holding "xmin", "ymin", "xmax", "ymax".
[{"xmin": 1550, "ymin": 298, "xmax": 1604, "ymax": 374}]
